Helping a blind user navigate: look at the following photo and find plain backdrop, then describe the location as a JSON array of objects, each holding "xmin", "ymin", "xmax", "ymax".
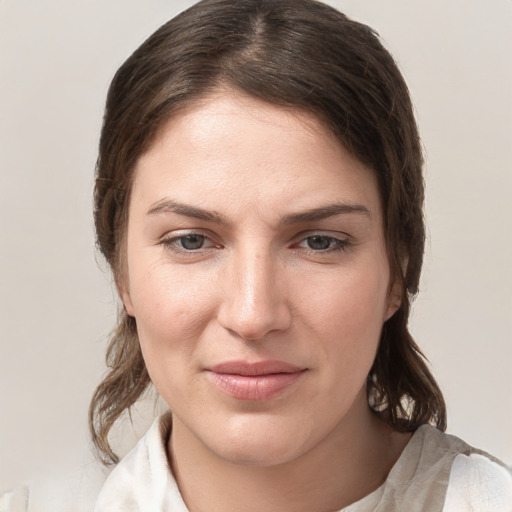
[{"xmin": 1, "ymin": 0, "xmax": 511, "ymax": 489}]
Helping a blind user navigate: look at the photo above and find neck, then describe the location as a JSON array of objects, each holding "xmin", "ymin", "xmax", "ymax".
[{"xmin": 168, "ymin": 391, "xmax": 411, "ymax": 512}]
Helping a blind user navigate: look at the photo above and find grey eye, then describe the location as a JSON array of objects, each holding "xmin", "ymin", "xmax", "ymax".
[
  {"xmin": 179, "ymin": 234, "xmax": 206, "ymax": 250},
  {"xmin": 305, "ymin": 235, "xmax": 334, "ymax": 250}
]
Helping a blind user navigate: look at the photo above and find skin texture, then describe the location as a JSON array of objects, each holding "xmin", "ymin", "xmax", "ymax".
[{"xmin": 121, "ymin": 91, "xmax": 410, "ymax": 511}]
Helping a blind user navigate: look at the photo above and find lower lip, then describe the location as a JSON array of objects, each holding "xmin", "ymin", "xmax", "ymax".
[{"xmin": 207, "ymin": 371, "xmax": 306, "ymax": 401}]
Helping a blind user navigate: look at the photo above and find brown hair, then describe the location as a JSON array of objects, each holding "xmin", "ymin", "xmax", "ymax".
[{"xmin": 90, "ymin": 0, "xmax": 446, "ymax": 465}]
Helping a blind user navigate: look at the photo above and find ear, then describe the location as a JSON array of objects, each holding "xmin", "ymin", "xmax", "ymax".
[
  {"xmin": 384, "ymin": 277, "xmax": 402, "ymax": 321},
  {"xmin": 384, "ymin": 254, "xmax": 408, "ymax": 321},
  {"xmin": 116, "ymin": 274, "xmax": 136, "ymax": 317}
]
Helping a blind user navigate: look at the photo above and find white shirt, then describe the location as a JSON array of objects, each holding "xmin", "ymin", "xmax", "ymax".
[{"xmin": 2, "ymin": 415, "xmax": 511, "ymax": 511}]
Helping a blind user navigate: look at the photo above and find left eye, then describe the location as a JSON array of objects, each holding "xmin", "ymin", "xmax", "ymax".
[{"xmin": 298, "ymin": 235, "xmax": 346, "ymax": 251}]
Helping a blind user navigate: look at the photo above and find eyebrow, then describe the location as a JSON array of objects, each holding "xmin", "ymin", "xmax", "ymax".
[
  {"xmin": 281, "ymin": 202, "xmax": 370, "ymax": 224},
  {"xmin": 147, "ymin": 199, "xmax": 229, "ymax": 224},
  {"xmin": 146, "ymin": 199, "xmax": 370, "ymax": 225}
]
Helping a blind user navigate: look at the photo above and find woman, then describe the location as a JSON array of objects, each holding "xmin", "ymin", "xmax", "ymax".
[{"xmin": 2, "ymin": 0, "xmax": 510, "ymax": 510}]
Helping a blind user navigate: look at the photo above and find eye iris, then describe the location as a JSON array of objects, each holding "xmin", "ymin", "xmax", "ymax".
[
  {"xmin": 181, "ymin": 234, "xmax": 205, "ymax": 250},
  {"xmin": 307, "ymin": 236, "xmax": 332, "ymax": 250}
]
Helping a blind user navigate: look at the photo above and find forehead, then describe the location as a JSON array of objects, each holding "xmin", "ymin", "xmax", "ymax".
[{"xmin": 131, "ymin": 90, "xmax": 381, "ymax": 220}]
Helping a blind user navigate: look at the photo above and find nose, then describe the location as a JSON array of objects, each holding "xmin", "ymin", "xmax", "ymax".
[{"xmin": 217, "ymin": 248, "xmax": 292, "ymax": 341}]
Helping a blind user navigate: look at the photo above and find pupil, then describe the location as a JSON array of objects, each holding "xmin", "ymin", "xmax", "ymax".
[
  {"xmin": 182, "ymin": 234, "xmax": 204, "ymax": 250},
  {"xmin": 308, "ymin": 236, "xmax": 331, "ymax": 250}
]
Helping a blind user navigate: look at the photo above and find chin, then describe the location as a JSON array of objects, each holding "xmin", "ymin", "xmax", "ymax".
[
  {"xmin": 217, "ymin": 439, "xmax": 305, "ymax": 468},
  {"xmin": 203, "ymin": 414, "xmax": 313, "ymax": 468}
]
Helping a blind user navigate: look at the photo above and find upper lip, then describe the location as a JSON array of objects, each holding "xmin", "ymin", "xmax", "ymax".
[{"xmin": 207, "ymin": 360, "xmax": 305, "ymax": 376}]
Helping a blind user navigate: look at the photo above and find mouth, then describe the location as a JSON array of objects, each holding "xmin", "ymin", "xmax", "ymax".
[{"xmin": 205, "ymin": 360, "xmax": 307, "ymax": 401}]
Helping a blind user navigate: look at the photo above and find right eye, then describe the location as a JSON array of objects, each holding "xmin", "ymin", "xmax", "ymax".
[
  {"xmin": 175, "ymin": 234, "xmax": 207, "ymax": 250},
  {"xmin": 161, "ymin": 232, "xmax": 218, "ymax": 253}
]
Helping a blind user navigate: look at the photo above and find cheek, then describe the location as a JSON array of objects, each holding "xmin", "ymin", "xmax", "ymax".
[
  {"xmin": 294, "ymin": 260, "xmax": 389, "ymax": 367},
  {"xmin": 299, "ymin": 263, "xmax": 389, "ymax": 328},
  {"xmin": 127, "ymin": 261, "xmax": 216, "ymax": 370},
  {"xmin": 130, "ymin": 256, "xmax": 210, "ymax": 322},
  {"xmin": 127, "ymin": 266, "xmax": 217, "ymax": 412}
]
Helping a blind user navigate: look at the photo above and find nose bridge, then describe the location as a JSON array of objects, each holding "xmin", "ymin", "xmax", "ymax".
[
  {"xmin": 219, "ymin": 243, "xmax": 290, "ymax": 340},
  {"xmin": 239, "ymin": 247, "xmax": 273, "ymax": 313}
]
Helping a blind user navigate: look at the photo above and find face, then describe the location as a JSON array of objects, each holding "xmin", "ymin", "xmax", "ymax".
[{"xmin": 122, "ymin": 91, "xmax": 399, "ymax": 466}]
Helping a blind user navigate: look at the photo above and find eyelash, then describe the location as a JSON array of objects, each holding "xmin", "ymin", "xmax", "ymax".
[
  {"xmin": 160, "ymin": 231, "xmax": 351, "ymax": 256},
  {"xmin": 296, "ymin": 234, "xmax": 350, "ymax": 253},
  {"xmin": 160, "ymin": 232, "xmax": 218, "ymax": 255}
]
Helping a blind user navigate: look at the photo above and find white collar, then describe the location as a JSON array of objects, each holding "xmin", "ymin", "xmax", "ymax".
[
  {"xmin": 94, "ymin": 413, "xmax": 188, "ymax": 512},
  {"xmin": 93, "ymin": 414, "xmax": 511, "ymax": 512}
]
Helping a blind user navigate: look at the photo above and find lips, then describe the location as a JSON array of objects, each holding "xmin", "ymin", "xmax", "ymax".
[{"xmin": 206, "ymin": 360, "xmax": 306, "ymax": 401}]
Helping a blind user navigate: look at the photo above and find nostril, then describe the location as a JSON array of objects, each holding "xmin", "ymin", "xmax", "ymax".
[{"xmin": 229, "ymin": 329, "xmax": 259, "ymax": 342}]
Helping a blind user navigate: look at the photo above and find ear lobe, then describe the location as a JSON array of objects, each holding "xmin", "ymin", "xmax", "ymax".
[
  {"xmin": 122, "ymin": 290, "xmax": 135, "ymax": 317},
  {"xmin": 385, "ymin": 253, "xmax": 409, "ymax": 320},
  {"xmin": 385, "ymin": 278, "xmax": 403, "ymax": 321},
  {"xmin": 116, "ymin": 277, "xmax": 135, "ymax": 317}
]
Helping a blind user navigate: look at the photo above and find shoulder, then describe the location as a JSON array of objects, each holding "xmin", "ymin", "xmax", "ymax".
[
  {"xmin": 0, "ymin": 486, "xmax": 28, "ymax": 512},
  {"xmin": 0, "ymin": 462, "xmax": 110, "ymax": 512},
  {"xmin": 414, "ymin": 425, "xmax": 512, "ymax": 511},
  {"xmin": 1, "ymin": 414, "xmax": 178, "ymax": 512},
  {"xmin": 443, "ymin": 452, "xmax": 512, "ymax": 511},
  {"xmin": 380, "ymin": 425, "xmax": 512, "ymax": 511}
]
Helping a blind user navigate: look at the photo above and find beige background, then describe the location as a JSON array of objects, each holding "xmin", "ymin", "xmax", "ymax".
[{"xmin": 1, "ymin": 0, "xmax": 511, "ymax": 489}]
